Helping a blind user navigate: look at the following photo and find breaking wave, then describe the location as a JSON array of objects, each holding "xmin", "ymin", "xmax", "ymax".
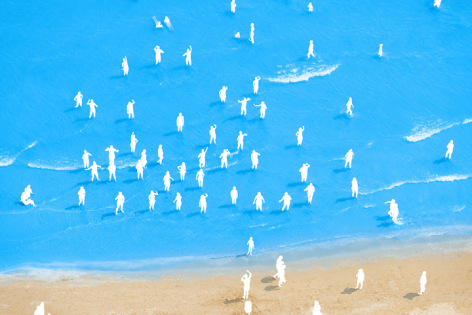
[{"xmin": 267, "ymin": 64, "xmax": 339, "ymax": 83}]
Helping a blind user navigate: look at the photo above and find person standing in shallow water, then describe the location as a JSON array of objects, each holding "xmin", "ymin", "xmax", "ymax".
[
  {"xmin": 130, "ymin": 132, "xmax": 138, "ymax": 153},
  {"xmin": 174, "ymin": 192, "xmax": 182, "ymax": 211},
  {"xmin": 231, "ymin": 186, "xmax": 238, "ymax": 204},
  {"xmin": 445, "ymin": 140, "xmax": 454, "ymax": 159},
  {"xmin": 183, "ymin": 46, "xmax": 192, "ymax": 66},
  {"xmin": 122, "ymin": 56, "xmax": 129, "ymax": 76},
  {"xmin": 247, "ymin": 237, "xmax": 254, "ymax": 255},
  {"xmin": 176, "ymin": 113, "xmax": 184, "ymax": 132},
  {"xmin": 115, "ymin": 192, "xmax": 125, "ymax": 215},
  {"xmin": 305, "ymin": 183, "xmax": 315, "ymax": 204},
  {"xmin": 154, "ymin": 45, "xmax": 164, "ymax": 64},
  {"xmin": 82, "ymin": 150, "xmax": 92, "ymax": 169},
  {"xmin": 78, "ymin": 186, "xmax": 86, "ymax": 206},
  {"xmin": 253, "ymin": 76, "xmax": 261, "ymax": 94},
  {"xmin": 149, "ymin": 190, "xmax": 158, "ymax": 211},
  {"xmin": 178, "ymin": 162, "xmax": 186, "ymax": 181},
  {"xmin": 74, "ymin": 91, "xmax": 83, "ymax": 108}
]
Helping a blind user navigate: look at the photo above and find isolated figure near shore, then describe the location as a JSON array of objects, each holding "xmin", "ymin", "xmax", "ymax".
[
  {"xmin": 356, "ymin": 269, "xmax": 365, "ymax": 289},
  {"xmin": 273, "ymin": 256, "xmax": 285, "ymax": 278},
  {"xmin": 345, "ymin": 149, "xmax": 354, "ymax": 168},
  {"xmin": 163, "ymin": 171, "xmax": 174, "ymax": 191},
  {"xmin": 419, "ymin": 271, "xmax": 427, "ymax": 295},
  {"xmin": 279, "ymin": 192, "xmax": 292, "ymax": 211},
  {"xmin": 237, "ymin": 131, "xmax": 248, "ymax": 150},
  {"xmin": 178, "ymin": 162, "xmax": 186, "ymax": 181},
  {"xmin": 305, "ymin": 183, "xmax": 315, "ymax": 204},
  {"xmin": 299, "ymin": 163, "xmax": 311, "ymax": 182},
  {"xmin": 130, "ymin": 132, "xmax": 138, "ymax": 153},
  {"xmin": 87, "ymin": 99, "xmax": 98, "ymax": 118},
  {"xmin": 176, "ymin": 113, "xmax": 184, "ymax": 132},
  {"xmin": 174, "ymin": 192, "xmax": 182, "ymax": 210},
  {"xmin": 198, "ymin": 147, "xmax": 208, "ymax": 168},
  {"xmin": 251, "ymin": 150, "xmax": 260, "ymax": 169},
  {"xmin": 278, "ymin": 263, "xmax": 287, "ymax": 287},
  {"xmin": 253, "ymin": 192, "xmax": 265, "ymax": 211},
  {"xmin": 231, "ymin": 0, "xmax": 236, "ymax": 13},
  {"xmin": 140, "ymin": 149, "xmax": 147, "ymax": 168},
  {"xmin": 115, "ymin": 192, "xmax": 125, "ymax": 215},
  {"xmin": 21, "ymin": 185, "xmax": 35, "ymax": 206},
  {"xmin": 253, "ymin": 76, "xmax": 261, "ymax": 94},
  {"xmin": 247, "ymin": 236, "xmax": 254, "ymax": 255},
  {"xmin": 296, "ymin": 126, "xmax": 305, "ymax": 145},
  {"xmin": 108, "ymin": 161, "xmax": 117, "ymax": 181},
  {"xmin": 219, "ymin": 86, "xmax": 228, "ymax": 103},
  {"xmin": 183, "ymin": 45, "xmax": 192, "ymax": 66},
  {"xmin": 136, "ymin": 160, "xmax": 144, "ymax": 179},
  {"xmin": 434, "ymin": 0, "xmax": 441, "ymax": 8},
  {"xmin": 378, "ymin": 44, "xmax": 383, "ymax": 57},
  {"xmin": 231, "ymin": 186, "xmax": 238, "ymax": 204},
  {"xmin": 74, "ymin": 91, "xmax": 83, "ymax": 108},
  {"xmin": 127, "ymin": 100, "xmax": 135, "ymax": 119},
  {"xmin": 245, "ymin": 301, "xmax": 252, "ymax": 315},
  {"xmin": 122, "ymin": 56, "xmax": 129, "ymax": 76},
  {"xmin": 241, "ymin": 270, "xmax": 252, "ymax": 299},
  {"xmin": 445, "ymin": 140, "xmax": 454, "ymax": 159},
  {"xmin": 346, "ymin": 97, "xmax": 354, "ymax": 116},
  {"xmin": 78, "ymin": 186, "xmax": 86, "ymax": 206},
  {"xmin": 351, "ymin": 177, "xmax": 358, "ymax": 198},
  {"xmin": 106, "ymin": 145, "xmax": 119, "ymax": 164},
  {"xmin": 209, "ymin": 125, "xmax": 217, "ymax": 144},
  {"xmin": 154, "ymin": 45, "xmax": 164, "ymax": 64},
  {"xmin": 82, "ymin": 150, "xmax": 92, "ymax": 168},
  {"xmin": 196, "ymin": 168, "xmax": 205, "ymax": 187},
  {"xmin": 220, "ymin": 149, "xmax": 232, "ymax": 168},
  {"xmin": 86, "ymin": 161, "xmax": 101, "ymax": 182},
  {"xmin": 308, "ymin": 2, "xmax": 314, "ymax": 12},
  {"xmin": 149, "ymin": 190, "xmax": 159, "ymax": 211},
  {"xmin": 250, "ymin": 23, "xmax": 255, "ymax": 44},
  {"xmin": 239, "ymin": 97, "xmax": 251, "ymax": 116},
  {"xmin": 312, "ymin": 300, "xmax": 322, "ymax": 315},
  {"xmin": 34, "ymin": 301, "xmax": 45, "ymax": 315},
  {"xmin": 254, "ymin": 101, "xmax": 267, "ymax": 119},
  {"xmin": 307, "ymin": 40, "xmax": 315, "ymax": 59},
  {"xmin": 199, "ymin": 194, "xmax": 208, "ymax": 213},
  {"xmin": 158, "ymin": 144, "xmax": 164, "ymax": 164},
  {"xmin": 385, "ymin": 199, "xmax": 400, "ymax": 224}
]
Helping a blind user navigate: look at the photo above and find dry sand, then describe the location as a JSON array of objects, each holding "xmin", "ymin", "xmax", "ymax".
[{"xmin": 1, "ymin": 251, "xmax": 471, "ymax": 314}]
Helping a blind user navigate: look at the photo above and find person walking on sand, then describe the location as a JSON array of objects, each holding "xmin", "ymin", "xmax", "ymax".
[
  {"xmin": 87, "ymin": 99, "xmax": 98, "ymax": 118},
  {"xmin": 130, "ymin": 132, "xmax": 138, "ymax": 153},
  {"xmin": 198, "ymin": 147, "xmax": 208, "ymax": 168},
  {"xmin": 253, "ymin": 76, "xmax": 261, "ymax": 94},
  {"xmin": 346, "ymin": 97, "xmax": 354, "ymax": 116},
  {"xmin": 74, "ymin": 91, "xmax": 83, "ymax": 108},
  {"xmin": 78, "ymin": 186, "xmax": 86, "ymax": 206},
  {"xmin": 209, "ymin": 125, "xmax": 217, "ymax": 144},
  {"xmin": 305, "ymin": 183, "xmax": 315, "ymax": 204},
  {"xmin": 115, "ymin": 192, "xmax": 125, "ymax": 215},
  {"xmin": 86, "ymin": 161, "xmax": 101, "ymax": 182},
  {"xmin": 253, "ymin": 192, "xmax": 265, "ymax": 211},
  {"xmin": 122, "ymin": 56, "xmax": 129, "ymax": 76},
  {"xmin": 351, "ymin": 177, "xmax": 358, "ymax": 198},
  {"xmin": 82, "ymin": 150, "xmax": 92, "ymax": 168},
  {"xmin": 241, "ymin": 270, "xmax": 252, "ymax": 299},
  {"xmin": 196, "ymin": 168, "xmax": 205, "ymax": 187},
  {"xmin": 154, "ymin": 45, "xmax": 164, "ymax": 64},
  {"xmin": 307, "ymin": 40, "xmax": 315, "ymax": 59},
  {"xmin": 237, "ymin": 131, "xmax": 248, "ymax": 150},
  {"xmin": 174, "ymin": 192, "xmax": 182, "ymax": 211},
  {"xmin": 183, "ymin": 46, "xmax": 192, "ymax": 66},
  {"xmin": 356, "ymin": 269, "xmax": 365, "ymax": 289},
  {"xmin": 247, "ymin": 237, "xmax": 254, "ymax": 255},
  {"xmin": 245, "ymin": 301, "xmax": 252, "ymax": 315},
  {"xmin": 345, "ymin": 149, "xmax": 354, "ymax": 168},
  {"xmin": 178, "ymin": 162, "xmax": 186, "ymax": 181},
  {"xmin": 312, "ymin": 301, "xmax": 322, "ymax": 315},
  {"xmin": 231, "ymin": 0, "xmax": 236, "ymax": 13},
  {"xmin": 231, "ymin": 186, "xmax": 238, "ymax": 204},
  {"xmin": 254, "ymin": 101, "xmax": 267, "ymax": 119},
  {"xmin": 279, "ymin": 192, "xmax": 292, "ymax": 211},
  {"xmin": 149, "ymin": 190, "xmax": 159, "ymax": 211},
  {"xmin": 278, "ymin": 263, "xmax": 287, "ymax": 287},
  {"xmin": 419, "ymin": 271, "xmax": 427, "ymax": 295},
  {"xmin": 238, "ymin": 97, "xmax": 251, "ymax": 116},
  {"xmin": 199, "ymin": 194, "xmax": 208, "ymax": 213}
]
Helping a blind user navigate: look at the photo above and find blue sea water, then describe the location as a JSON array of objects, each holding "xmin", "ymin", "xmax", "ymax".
[{"xmin": 0, "ymin": 0, "xmax": 471, "ymax": 273}]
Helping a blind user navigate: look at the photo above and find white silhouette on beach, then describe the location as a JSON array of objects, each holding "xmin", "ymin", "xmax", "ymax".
[
  {"xmin": 245, "ymin": 300, "xmax": 252, "ymax": 315},
  {"xmin": 434, "ymin": 0, "xmax": 441, "ymax": 8},
  {"xmin": 105, "ymin": 145, "xmax": 119, "ymax": 165},
  {"xmin": 241, "ymin": 270, "xmax": 252, "ymax": 299},
  {"xmin": 219, "ymin": 86, "xmax": 228, "ymax": 103},
  {"xmin": 82, "ymin": 150, "xmax": 92, "ymax": 168},
  {"xmin": 356, "ymin": 269, "xmax": 365, "ymax": 289},
  {"xmin": 87, "ymin": 99, "xmax": 98, "ymax": 119},
  {"xmin": 108, "ymin": 162, "xmax": 117, "ymax": 181},
  {"xmin": 140, "ymin": 149, "xmax": 147, "ymax": 168},
  {"xmin": 351, "ymin": 177, "xmax": 358, "ymax": 198},
  {"xmin": 74, "ymin": 91, "xmax": 83, "ymax": 108},
  {"xmin": 21, "ymin": 185, "xmax": 35, "ymax": 206},
  {"xmin": 253, "ymin": 76, "xmax": 261, "ymax": 94},
  {"xmin": 136, "ymin": 160, "xmax": 144, "ymax": 180},
  {"xmin": 164, "ymin": 16, "xmax": 172, "ymax": 30},
  {"xmin": 86, "ymin": 161, "xmax": 101, "ymax": 182},
  {"xmin": 254, "ymin": 101, "xmax": 267, "ymax": 119},
  {"xmin": 130, "ymin": 132, "xmax": 138, "ymax": 153},
  {"xmin": 305, "ymin": 183, "xmax": 315, "ymax": 204},
  {"xmin": 177, "ymin": 113, "xmax": 184, "ymax": 132},
  {"xmin": 154, "ymin": 45, "xmax": 164, "ymax": 64},
  {"xmin": 78, "ymin": 186, "xmax": 86, "ymax": 206},
  {"xmin": 163, "ymin": 171, "xmax": 174, "ymax": 191},
  {"xmin": 158, "ymin": 144, "xmax": 164, "ymax": 165},
  {"xmin": 220, "ymin": 149, "xmax": 232, "ymax": 168},
  {"xmin": 299, "ymin": 163, "xmax": 311, "ymax": 182},
  {"xmin": 312, "ymin": 300, "xmax": 322, "ymax": 315},
  {"xmin": 231, "ymin": 186, "xmax": 238, "ymax": 204},
  {"xmin": 346, "ymin": 97, "xmax": 354, "ymax": 117},
  {"xmin": 253, "ymin": 192, "xmax": 265, "ymax": 211},
  {"xmin": 239, "ymin": 97, "xmax": 251, "ymax": 116},
  {"xmin": 196, "ymin": 168, "xmax": 205, "ymax": 187},
  {"xmin": 419, "ymin": 271, "xmax": 427, "ymax": 295},
  {"xmin": 231, "ymin": 0, "xmax": 236, "ymax": 13},
  {"xmin": 251, "ymin": 150, "xmax": 260, "ymax": 169},
  {"xmin": 250, "ymin": 23, "xmax": 255, "ymax": 44},
  {"xmin": 247, "ymin": 237, "xmax": 254, "ymax": 255},
  {"xmin": 385, "ymin": 199, "xmax": 402, "ymax": 225},
  {"xmin": 307, "ymin": 40, "xmax": 315, "ymax": 59},
  {"xmin": 178, "ymin": 162, "xmax": 186, "ymax": 181},
  {"xmin": 237, "ymin": 131, "xmax": 248, "ymax": 150},
  {"xmin": 199, "ymin": 194, "xmax": 208, "ymax": 213},
  {"xmin": 445, "ymin": 140, "xmax": 454, "ymax": 159},
  {"xmin": 296, "ymin": 126, "xmax": 305, "ymax": 145},
  {"xmin": 183, "ymin": 46, "xmax": 192, "ymax": 66},
  {"xmin": 345, "ymin": 149, "xmax": 354, "ymax": 169},
  {"xmin": 308, "ymin": 2, "xmax": 314, "ymax": 12},
  {"xmin": 122, "ymin": 56, "xmax": 129, "ymax": 76},
  {"xmin": 115, "ymin": 192, "xmax": 125, "ymax": 215},
  {"xmin": 174, "ymin": 192, "xmax": 182, "ymax": 211},
  {"xmin": 279, "ymin": 192, "xmax": 292, "ymax": 211},
  {"xmin": 127, "ymin": 100, "xmax": 135, "ymax": 119},
  {"xmin": 209, "ymin": 125, "xmax": 217, "ymax": 144},
  {"xmin": 149, "ymin": 190, "xmax": 158, "ymax": 211},
  {"xmin": 198, "ymin": 147, "xmax": 208, "ymax": 168},
  {"xmin": 378, "ymin": 44, "xmax": 383, "ymax": 57}
]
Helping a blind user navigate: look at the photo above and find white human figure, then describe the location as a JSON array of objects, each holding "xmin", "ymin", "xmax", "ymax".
[
  {"xmin": 87, "ymin": 99, "xmax": 98, "ymax": 118},
  {"xmin": 115, "ymin": 192, "xmax": 125, "ymax": 215},
  {"xmin": 140, "ymin": 149, "xmax": 147, "ymax": 168},
  {"xmin": 356, "ymin": 269, "xmax": 365, "ymax": 289},
  {"xmin": 250, "ymin": 23, "xmax": 255, "ymax": 44},
  {"xmin": 299, "ymin": 163, "xmax": 311, "ymax": 182},
  {"xmin": 34, "ymin": 302, "xmax": 45, "ymax": 315},
  {"xmin": 154, "ymin": 45, "xmax": 164, "ymax": 64},
  {"xmin": 231, "ymin": 0, "xmax": 236, "ymax": 13},
  {"xmin": 20, "ymin": 185, "xmax": 35, "ymax": 206},
  {"xmin": 253, "ymin": 76, "xmax": 261, "ymax": 94},
  {"xmin": 244, "ymin": 301, "xmax": 252, "ymax": 315},
  {"xmin": 164, "ymin": 16, "xmax": 172, "ymax": 29},
  {"xmin": 198, "ymin": 147, "xmax": 208, "ymax": 168},
  {"xmin": 82, "ymin": 150, "xmax": 92, "ymax": 168},
  {"xmin": 219, "ymin": 86, "xmax": 228, "ymax": 103},
  {"xmin": 385, "ymin": 199, "xmax": 400, "ymax": 224},
  {"xmin": 238, "ymin": 97, "xmax": 251, "ymax": 116},
  {"xmin": 152, "ymin": 16, "xmax": 163, "ymax": 28},
  {"xmin": 130, "ymin": 132, "xmax": 138, "ymax": 153},
  {"xmin": 105, "ymin": 145, "xmax": 119, "ymax": 165},
  {"xmin": 345, "ymin": 149, "xmax": 354, "ymax": 168},
  {"xmin": 122, "ymin": 56, "xmax": 129, "ymax": 76},
  {"xmin": 351, "ymin": 177, "xmax": 358, "ymax": 198},
  {"xmin": 235, "ymin": 32, "xmax": 241, "ymax": 39},
  {"xmin": 199, "ymin": 194, "xmax": 208, "ymax": 213},
  {"xmin": 241, "ymin": 270, "xmax": 252, "ymax": 299},
  {"xmin": 247, "ymin": 237, "xmax": 254, "ymax": 255},
  {"xmin": 149, "ymin": 190, "xmax": 159, "ymax": 211},
  {"xmin": 378, "ymin": 44, "xmax": 383, "ymax": 57},
  {"xmin": 176, "ymin": 113, "xmax": 184, "ymax": 132},
  {"xmin": 307, "ymin": 40, "xmax": 315, "ymax": 59},
  {"xmin": 136, "ymin": 160, "xmax": 144, "ymax": 179},
  {"xmin": 174, "ymin": 192, "xmax": 182, "ymax": 210},
  {"xmin": 278, "ymin": 263, "xmax": 287, "ymax": 287},
  {"xmin": 419, "ymin": 271, "xmax": 427, "ymax": 295},
  {"xmin": 279, "ymin": 192, "xmax": 292, "ymax": 211},
  {"xmin": 163, "ymin": 171, "xmax": 174, "ymax": 191},
  {"xmin": 158, "ymin": 144, "xmax": 164, "ymax": 164},
  {"xmin": 108, "ymin": 162, "xmax": 117, "ymax": 181},
  {"xmin": 74, "ymin": 91, "xmax": 83, "ymax": 108},
  {"xmin": 86, "ymin": 161, "xmax": 101, "ymax": 182},
  {"xmin": 78, "ymin": 186, "xmax": 86, "ymax": 206},
  {"xmin": 273, "ymin": 256, "xmax": 285, "ymax": 278},
  {"xmin": 253, "ymin": 192, "xmax": 265, "ymax": 211},
  {"xmin": 183, "ymin": 46, "xmax": 192, "ymax": 66},
  {"xmin": 312, "ymin": 301, "xmax": 322, "ymax": 315},
  {"xmin": 445, "ymin": 140, "xmax": 454, "ymax": 159},
  {"xmin": 305, "ymin": 183, "xmax": 316, "ymax": 204},
  {"xmin": 251, "ymin": 150, "xmax": 260, "ymax": 169},
  {"xmin": 196, "ymin": 168, "xmax": 205, "ymax": 187},
  {"xmin": 308, "ymin": 2, "xmax": 314, "ymax": 12},
  {"xmin": 254, "ymin": 101, "xmax": 267, "ymax": 119},
  {"xmin": 220, "ymin": 149, "xmax": 232, "ymax": 168},
  {"xmin": 346, "ymin": 97, "xmax": 354, "ymax": 116},
  {"xmin": 434, "ymin": 0, "xmax": 441, "ymax": 8},
  {"xmin": 296, "ymin": 126, "xmax": 305, "ymax": 145},
  {"xmin": 178, "ymin": 162, "xmax": 186, "ymax": 181},
  {"xmin": 231, "ymin": 186, "xmax": 238, "ymax": 204},
  {"xmin": 237, "ymin": 131, "xmax": 248, "ymax": 150},
  {"xmin": 127, "ymin": 100, "xmax": 135, "ymax": 119},
  {"xmin": 209, "ymin": 125, "xmax": 217, "ymax": 144}
]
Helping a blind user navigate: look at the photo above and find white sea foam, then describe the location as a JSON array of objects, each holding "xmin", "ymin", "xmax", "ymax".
[
  {"xmin": 267, "ymin": 64, "xmax": 339, "ymax": 83},
  {"xmin": 27, "ymin": 161, "xmax": 82, "ymax": 171},
  {"xmin": 404, "ymin": 121, "xmax": 459, "ymax": 142},
  {"xmin": 463, "ymin": 118, "xmax": 472, "ymax": 125},
  {"xmin": 0, "ymin": 156, "xmax": 15, "ymax": 167},
  {"xmin": 452, "ymin": 205, "xmax": 465, "ymax": 212}
]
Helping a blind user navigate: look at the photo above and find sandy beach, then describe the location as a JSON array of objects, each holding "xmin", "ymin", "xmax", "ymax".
[{"xmin": 1, "ymin": 250, "xmax": 471, "ymax": 314}]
